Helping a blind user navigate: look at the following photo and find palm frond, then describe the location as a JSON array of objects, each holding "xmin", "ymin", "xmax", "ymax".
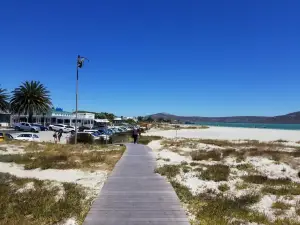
[
  {"xmin": 10, "ymin": 81, "xmax": 53, "ymax": 116},
  {"xmin": 0, "ymin": 88, "xmax": 9, "ymax": 112}
]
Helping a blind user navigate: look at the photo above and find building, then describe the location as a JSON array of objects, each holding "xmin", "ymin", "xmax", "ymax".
[
  {"xmin": 113, "ymin": 117, "xmax": 123, "ymax": 125},
  {"xmin": 10, "ymin": 108, "xmax": 95, "ymax": 128},
  {"xmin": 94, "ymin": 119, "xmax": 110, "ymax": 127}
]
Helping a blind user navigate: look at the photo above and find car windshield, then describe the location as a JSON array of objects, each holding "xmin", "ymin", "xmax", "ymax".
[{"xmin": 19, "ymin": 134, "xmax": 32, "ymax": 137}]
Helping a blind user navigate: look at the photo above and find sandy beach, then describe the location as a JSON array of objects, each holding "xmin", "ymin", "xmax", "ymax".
[
  {"xmin": 149, "ymin": 126, "xmax": 300, "ymax": 224},
  {"xmin": 147, "ymin": 126, "xmax": 300, "ymax": 142}
]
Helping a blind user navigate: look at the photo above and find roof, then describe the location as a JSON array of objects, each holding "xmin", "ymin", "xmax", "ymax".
[
  {"xmin": 114, "ymin": 118, "xmax": 122, "ymax": 121},
  {"xmin": 51, "ymin": 109, "xmax": 73, "ymax": 115},
  {"xmin": 95, "ymin": 119, "xmax": 110, "ymax": 123}
]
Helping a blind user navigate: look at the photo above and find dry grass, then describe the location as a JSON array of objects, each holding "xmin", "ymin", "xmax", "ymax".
[
  {"xmin": 154, "ymin": 164, "xmax": 181, "ymax": 178},
  {"xmin": 242, "ymin": 175, "xmax": 292, "ymax": 185},
  {"xmin": 218, "ymin": 183, "xmax": 230, "ymax": 192},
  {"xmin": 190, "ymin": 149, "xmax": 221, "ymax": 161},
  {"xmin": 197, "ymin": 164, "xmax": 230, "ymax": 181},
  {"xmin": 272, "ymin": 201, "xmax": 292, "ymax": 210},
  {"xmin": 170, "ymin": 180, "xmax": 266, "ymax": 225},
  {"xmin": 0, "ymin": 172, "xmax": 90, "ymax": 225},
  {"xmin": 0, "ymin": 142, "xmax": 125, "ymax": 170},
  {"xmin": 262, "ymin": 184, "xmax": 300, "ymax": 196}
]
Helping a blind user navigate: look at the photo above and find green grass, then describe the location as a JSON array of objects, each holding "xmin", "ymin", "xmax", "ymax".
[
  {"xmin": 0, "ymin": 173, "xmax": 91, "ymax": 225},
  {"xmin": 218, "ymin": 183, "xmax": 230, "ymax": 192},
  {"xmin": 262, "ymin": 184, "xmax": 300, "ymax": 195},
  {"xmin": 0, "ymin": 145, "xmax": 125, "ymax": 170},
  {"xmin": 272, "ymin": 201, "xmax": 291, "ymax": 210},
  {"xmin": 242, "ymin": 175, "xmax": 291, "ymax": 185},
  {"xmin": 198, "ymin": 165, "xmax": 230, "ymax": 181},
  {"xmin": 235, "ymin": 182, "xmax": 249, "ymax": 190},
  {"xmin": 154, "ymin": 164, "xmax": 181, "ymax": 178}
]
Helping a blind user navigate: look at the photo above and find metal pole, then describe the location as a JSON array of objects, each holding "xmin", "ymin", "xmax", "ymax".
[{"xmin": 75, "ymin": 66, "xmax": 78, "ymax": 144}]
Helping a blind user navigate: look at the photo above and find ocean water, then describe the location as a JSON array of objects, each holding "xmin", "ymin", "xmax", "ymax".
[{"xmin": 195, "ymin": 122, "xmax": 300, "ymax": 131}]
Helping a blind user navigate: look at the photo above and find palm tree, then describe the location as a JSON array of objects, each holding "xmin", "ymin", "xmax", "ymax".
[
  {"xmin": 0, "ymin": 88, "xmax": 9, "ymax": 112},
  {"xmin": 10, "ymin": 81, "xmax": 52, "ymax": 123}
]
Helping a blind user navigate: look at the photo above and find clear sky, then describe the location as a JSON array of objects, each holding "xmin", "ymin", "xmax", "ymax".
[{"xmin": 1, "ymin": 0, "xmax": 300, "ymax": 117}]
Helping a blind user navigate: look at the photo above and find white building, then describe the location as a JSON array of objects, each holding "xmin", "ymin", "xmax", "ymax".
[{"xmin": 11, "ymin": 109, "xmax": 95, "ymax": 128}]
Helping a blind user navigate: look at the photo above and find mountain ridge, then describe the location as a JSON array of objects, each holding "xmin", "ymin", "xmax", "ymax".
[{"xmin": 148, "ymin": 112, "xmax": 300, "ymax": 124}]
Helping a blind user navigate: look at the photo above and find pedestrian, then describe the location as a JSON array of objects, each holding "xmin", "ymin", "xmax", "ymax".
[
  {"xmin": 53, "ymin": 131, "xmax": 57, "ymax": 144},
  {"xmin": 58, "ymin": 130, "xmax": 63, "ymax": 143},
  {"xmin": 132, "ymin": 127, "xmax": 139, "ymax": 144}
]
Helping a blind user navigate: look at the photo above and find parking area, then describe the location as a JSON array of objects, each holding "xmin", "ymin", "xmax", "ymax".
[{"xmin": 0, "ymin": 129, "xmax": 71, "ymax": 144}]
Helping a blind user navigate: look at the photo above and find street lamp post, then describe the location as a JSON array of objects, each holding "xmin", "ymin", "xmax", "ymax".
[
  {"xmin": 75, "ymin": 55, "xmax": 88, "ymax": 144},
  {"xmin": 75, "ymin": 64, "xmax": 79, "ymax": 144}
]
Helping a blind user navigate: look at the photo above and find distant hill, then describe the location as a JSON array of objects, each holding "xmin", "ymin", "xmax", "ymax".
[{"xmin": 148, "ymin": 112, "xmax": 300, "ymax": 124}]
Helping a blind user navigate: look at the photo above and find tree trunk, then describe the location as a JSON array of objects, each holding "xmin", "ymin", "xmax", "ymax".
[{"xmin": 28, "ymin": 112, "xmax": 33, "ymax": 123}]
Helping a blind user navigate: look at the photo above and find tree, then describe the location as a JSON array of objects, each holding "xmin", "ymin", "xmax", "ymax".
[
  {"xmin": 137, "ymin": 116, "xmax": 144, "ymax": 122},
  {"xmin": 0, "ymin": 88, "xmax": 9, "ymax": 112},
  {"xmin": 145, "ymin": 116, "xmax": 154, "ymax": 122},
  {"xmin": 126, "ymin": 119, "xmax": 136, "ymax": 124},
  {"xmin": 10, "ymin": 81, "xmax": 52, "ymax": 123}
]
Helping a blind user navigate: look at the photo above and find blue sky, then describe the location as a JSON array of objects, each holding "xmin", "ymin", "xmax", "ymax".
[{"xmin": 1, "ymin": 0, "xmax": 300, "ymax": 117}]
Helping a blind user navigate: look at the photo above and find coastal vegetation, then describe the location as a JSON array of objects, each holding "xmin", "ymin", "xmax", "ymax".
[
  {"xmin": 153, "ymin": 137, "xmax": 300, "ymax": 224},
  {"xmin": 0, "ymin": 141, "xmax": 125, "ymax": 224}
]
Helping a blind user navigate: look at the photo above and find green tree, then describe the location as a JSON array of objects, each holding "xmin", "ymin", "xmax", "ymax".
[
  {"xmin": 0, "ymin": 88, "xmax": 9, "ymax": 112},
  {"xmin": 137, "ymin": 116, "xmax": 144, "ymax": 122},
  {"xmin": 145, "ymin": 116, "xmax": 154, "ymax": 122},
  {"xmin": 126, "ymin": 119, "xmax": 136, "ymax": 124},
  {"xmin": 10, "ymin": 81, "xmax": 52, "ymax": 123}
]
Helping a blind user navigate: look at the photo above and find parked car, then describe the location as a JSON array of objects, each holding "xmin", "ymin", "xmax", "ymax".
[
  {"xmin": 14, "ymin": 122, "xmax": 40, "ymax": 132},
  {"xmin": 65, "ymin": 125, "xmax": 76, "ymax": 134},
  {"xmin": 49, "ymin": 124, "xmax": 71, "ymax": 133},
  {"xmin": 78, "ymin": 126, "xmax": 90, "ymax": 132},
  {"xmin": 0, "ymin": 132, "xmax": 13, "ymax": 141},
  {"xmin": 14, "ymin": 133, "xmax": 40, "ymax": 142},
  {"xmin": 31, "ymin": 123, "xmax": 48, "ymax": 131}
]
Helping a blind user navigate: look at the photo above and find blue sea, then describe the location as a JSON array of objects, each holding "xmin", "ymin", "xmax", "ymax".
[{"xmin": 195, "ymin": 122, "xmax": 300, "ymax": 131}]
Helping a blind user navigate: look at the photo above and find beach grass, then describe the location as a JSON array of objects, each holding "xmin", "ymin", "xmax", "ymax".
[
  {"xmin": 0, "ymin": 172, "xmax": 91, "ymax": 225},
  {"xmin": 0, "ymin": 143, "xmax": 125, "ymax": 170},
  {"xmin": 137, "ymin": 135, "xmax": 162, "ymax": 145},
  {"xmin": 197, "ymin": 164, "xmax": 230, "ymax": 181},
  {"xmin": 170, "ymin": 180, "xmax": 267, "ymax": 225}
]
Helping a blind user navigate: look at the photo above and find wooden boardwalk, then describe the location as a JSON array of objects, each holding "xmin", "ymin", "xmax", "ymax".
[{"xmin": 83, "ymin": 143, "xmax": 190, "ymax": 225}]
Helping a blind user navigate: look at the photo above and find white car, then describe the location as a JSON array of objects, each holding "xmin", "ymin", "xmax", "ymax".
[
  {"xmin": 50, "ymin": 124, "xmax": 75, "ymax": 133},
  {"xmin": 14, "ymin": 133, "xmax": 40, "ymax": 142}
]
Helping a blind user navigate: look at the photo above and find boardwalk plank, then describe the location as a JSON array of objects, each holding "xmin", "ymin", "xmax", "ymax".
[{"xmin": 83, "ymin": 143, "xmax": 191, "ymax": 225}]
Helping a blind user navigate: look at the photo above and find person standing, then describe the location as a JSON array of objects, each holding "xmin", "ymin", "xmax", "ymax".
[
  {"xmin": 53, "ymin": 131, "xmax": 57, "ymax": 144},
  {"xmin": 132, "ymin": 127, "xmax": 139, "ymax": 144},
  {"xmin": 58, "ymin": 130, "xmax": 63, "ymax": 143}
]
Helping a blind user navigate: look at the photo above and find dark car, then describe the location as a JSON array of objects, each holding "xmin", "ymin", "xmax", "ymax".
[
  {"xmin": 78, "ymin": 126, "xmax": 91, "ymax": 132},
  {"xmin": 31, "ymin": 123, "xmax": 49, "ymax": 131}
]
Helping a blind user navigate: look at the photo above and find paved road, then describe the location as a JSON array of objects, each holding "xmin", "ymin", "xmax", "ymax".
[{"xmin": 83, "ymin": 143, "xmax": 190, "ymax": 225}]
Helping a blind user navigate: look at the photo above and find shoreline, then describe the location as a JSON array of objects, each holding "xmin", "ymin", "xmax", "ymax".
[
  {"xmin": 186, "ymin": 123, "xmax": 300, "ymax": 131},
  {"xmin": 147, "ymin": 126, "xmax": 300, "ymax": 142}
]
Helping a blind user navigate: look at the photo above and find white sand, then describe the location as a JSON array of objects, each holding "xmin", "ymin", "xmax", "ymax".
[
  {"xmin": 146, "ymin": 126, "xmax": 300, "ymax": 142},
  {"xmin": 0, "ymin": 162, "xmax": 108, "ymax": 196}
]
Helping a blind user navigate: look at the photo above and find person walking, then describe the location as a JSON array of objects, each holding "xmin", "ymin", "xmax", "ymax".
[
  {"xmin": 132, "ymin": 127, "xmax": 139, "ymax": 144},
  {"xmin": 58, "ymin": 130, "xmax": 63, "ymax": 143}
]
